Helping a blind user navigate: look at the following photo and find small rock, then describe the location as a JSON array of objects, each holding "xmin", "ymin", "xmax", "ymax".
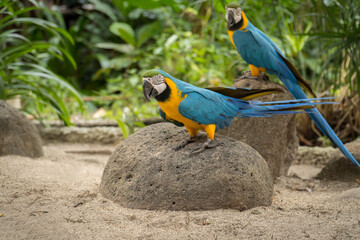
[
  {"xmin": 219, "ymin": 75, "xmax": 298, "ymax": 179},
  {"xmin": 316, "ymin": 139, "xmax": 360, "ymax": 181},
  {"xmin": 296, "ymin": 146, "xmax": 337, "ymax": 167},
  {"xmin": 100, "ymin": 123, "xmax": 273, "ymax": 211},
  {"xmin": 287, "ymin": 164, "xmax": 322, "ymax": 180},
  {"xmin": 0, "ymin": 100, "xmax": 43, "ymax": 158}
]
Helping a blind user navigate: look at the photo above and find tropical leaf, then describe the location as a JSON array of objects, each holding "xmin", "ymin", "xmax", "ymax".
[
  {"xmin": 0, "ymin": 17, "xmax": 57, "ymax": 30},
  {"xmin": 89, "ymin": 0, "xmax": 118, "ymax": 21},
  {"xmin": 0, "ymin": 29, "xmax": 30, "ymax": 44},
  {"xmin": 127, "ymin": 0, "xmax": 180, "ymax": 10},
  {"xmin": 110, "ymin": 22, "xmax": 136, "ymax": 46},
  {"xmin": 307, "ymin": 0, "xmax": 360, "ymax": 94},
  {"xmin": 112, "ymin": 0, "xmax": 130, "ymax": 18},
  {"xmin": 0, "ymin": 42, "xmax": 76, "ymax": 69},
  {"xmin": 95, "ymin": 42, "xmax": 134, "ymax": 54},
  {"xmin": 0, "ymin": 6, "xmax": 38, "ymax": 25},
  {"xmin": 109, "ymin": 57, "xmax": 133, "ymax": 70},
  {"xmin": 10, "ymin": 62, "xmax": 82, "ymax": 105},
  {"xmin": 0, "ymin": 76, "xmax": 5, "ymax": 99},
  {"xmin": 0, "ymin": 1, "xmax": 82, "ymax": 125},
  {"xmin": 0, "ymin": 17, "xmax": 75, "ymax": 46},
  {"xmin": 116, "ymin": 119, "xmax": 129, "ymax": 139},
  {"xmin": 136, "ymin": 22, "xmax": 161, "ymax": 48},
  {"xmin": 213, "ymin": 0, "xmax": 234, "ymax": 13}
]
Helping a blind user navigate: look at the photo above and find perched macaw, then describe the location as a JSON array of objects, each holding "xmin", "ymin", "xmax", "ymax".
[
  {"xmin": 225, "ymin": 3, "xmax": 360, "ymax": 167},
  {"xmin": 142, "ymin": 69, "xmax": 334, "ymax": 154}
]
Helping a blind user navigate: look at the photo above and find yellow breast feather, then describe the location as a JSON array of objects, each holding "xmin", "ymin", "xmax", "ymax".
[
  {"xmin": 228, "ymin": 30, "xmax": 235, "ymax": 46},
  {"xmin": 158, "ymin": 78, "xmax": 205, "ymax": 131}
]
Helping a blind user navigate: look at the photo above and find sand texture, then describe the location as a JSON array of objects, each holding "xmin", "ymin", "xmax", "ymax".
[{"xmin": 1, "ymin": 143, "xmax": 360, "ymax": 239}]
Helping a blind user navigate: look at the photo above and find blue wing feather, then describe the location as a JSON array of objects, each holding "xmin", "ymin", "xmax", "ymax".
[
  {"xmin": 254, "ymin": 27, "xmax": 285, "ymax": 58},
  {"xmin": 178, "ymin": 89, "xmax": 249, "ymax": 131},
  {"xmin": 232, "ymin": 28, "xmax": 285, "ymax": 76}
]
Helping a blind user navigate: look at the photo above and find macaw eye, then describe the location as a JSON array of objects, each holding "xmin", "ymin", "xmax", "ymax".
[
  {"xmin": 236, "ymin": 8, "xmax": 241, "ymax": 15},
  {"xmin": 153, "ymin": 75, "xmax": 164, "ymax": 85}
]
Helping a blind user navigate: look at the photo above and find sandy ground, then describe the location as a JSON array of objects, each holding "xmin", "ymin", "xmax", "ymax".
[{"xmin": 1, "ymin": 143, "xmax": 359, "ymax": 240}]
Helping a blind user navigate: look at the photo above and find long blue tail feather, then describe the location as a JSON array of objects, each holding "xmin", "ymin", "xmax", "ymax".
[
  {"xmin": 279, "ymin": 76, "xmax": 360, "ymax": 167},
  {"xmin": 257, "ymin": 97, "xmax": 335, "ymax": 105},
  {"xmin": 240, "ymin": 101, "xmax": 331, "ymax": 117}
]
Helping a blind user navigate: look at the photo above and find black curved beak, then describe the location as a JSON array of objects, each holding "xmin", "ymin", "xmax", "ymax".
[{"xmin": 142, "ymin": 80, "xmax": 157, "ymax": 102}]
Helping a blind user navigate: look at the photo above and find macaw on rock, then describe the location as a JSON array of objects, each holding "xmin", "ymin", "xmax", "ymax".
[
  {"xmin": 225, "ymin": 3, "xmax": 360, "ymax": 167},
  {"xmin": 142, "ymin": 69, "xmax": 335, "ymax": 155}
]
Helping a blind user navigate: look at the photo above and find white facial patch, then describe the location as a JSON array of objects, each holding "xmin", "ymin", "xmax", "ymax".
[
  {"xmin": 233, "ymin": 8, "xmax": 242, "ymax": 23},
  {"xmin": 226, "ymin": 7, "xmax": 242, "ymax": 24},
  {"xmin": 153, "ymin": 83, "xmax": 167, "ymax": 95}
]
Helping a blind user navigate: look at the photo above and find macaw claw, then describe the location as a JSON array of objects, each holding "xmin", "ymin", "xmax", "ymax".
[
  {"xmin": 173, "ymin": 136, "xmax": 196, "ymax": 151},
  {"xmin": 188, "ymin": 139, "xmax": 220, "ymax": 156}
]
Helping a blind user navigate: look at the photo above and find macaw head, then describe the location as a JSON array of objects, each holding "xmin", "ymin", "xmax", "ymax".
[
  {"xmin": 142, "ymin": 70, "xmax": 167, "ymax": 101},
  {"xmin": 225, "ymin": 3, "xmax": 243, "ymax": 30}
]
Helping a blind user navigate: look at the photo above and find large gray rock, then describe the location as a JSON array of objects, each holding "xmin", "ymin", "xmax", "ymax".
[
  {"xmin": 316, "ymin": 139, "xmax": 360, "ymax": 181},
  {"xmin": 100, "ymin": 123, "xmax": 273, "ymax": 211},
  {"xmin": 0, "ymin": 100, "xmax": 43, "ymax": 158},
  {"xmin": 219, "ymin": 74, "xmax": 298, "ymax": 179}
]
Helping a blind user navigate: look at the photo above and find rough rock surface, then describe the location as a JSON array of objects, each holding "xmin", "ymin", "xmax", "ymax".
[
  {"xmin": 316, "ymin": 139, "xmax": 360, "ymax": 181},
  {"xmin": 219, "ymin": 74, "xmax": 298, "ymax": 179},
  {"xmin": 0, "ymin": 100, "xmax": 43, "ymax": 157},
  {"xmin": 100, "ymin": 123, "xmax": 273, "ymax": 211}
]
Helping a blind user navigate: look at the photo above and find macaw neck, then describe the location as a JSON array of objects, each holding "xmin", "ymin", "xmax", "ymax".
[
  {"xmin": 155, "ymin": 77, "xmax": 190, "ymax": 102},
  {"xmin": 238, "ymin": 11, "xmax": 249, "ymax": 30}
]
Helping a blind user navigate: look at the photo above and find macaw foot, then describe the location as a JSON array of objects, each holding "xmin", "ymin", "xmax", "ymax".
[
  {"xmin": 189, "ymin": 138, "xmax": 219, "ymax": 156},
  {"xmin": 234, "ymin": 71, "xmax": 268, "ymax": 82},
  {"xmin": 173, "ymin": 136, "xmax": 196, "ymax": 151}
]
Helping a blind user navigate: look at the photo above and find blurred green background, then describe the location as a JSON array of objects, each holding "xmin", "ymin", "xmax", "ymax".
[{"xmin": 1, "ymin": 0, "xmax": 359, "ymax": 142}]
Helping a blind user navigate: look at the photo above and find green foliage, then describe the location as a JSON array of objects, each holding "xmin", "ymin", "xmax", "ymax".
[
  {"xmin": 0, "ymin": 0, "xmax": 82, "ymax": 125},
  {"xmin": 86, "ymin": 0, "xmax": 245, "ymax": 125},
  {"xmin": 109, "ymin": 21, "xmax": 162, "ymax": 48},
  {"xmin": 4, "ymin": 0, "xmax": 359, "ymax": 136},
  {"xmin": 110, "ymin": 22, "xmax": 136, "ymax": 46},
  {"xmin": 307, "ymin": 0, "xmax": 360, "ymax": 95}
]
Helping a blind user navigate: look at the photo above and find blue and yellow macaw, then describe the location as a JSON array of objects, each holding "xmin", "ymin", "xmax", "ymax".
[
  {"xmin": 142, "ymin": 69, "xmax": 334, "ymax": 154},
  {"xmin": 225, "ymin": 3, "xmax": 360, "ymax": 167}
]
